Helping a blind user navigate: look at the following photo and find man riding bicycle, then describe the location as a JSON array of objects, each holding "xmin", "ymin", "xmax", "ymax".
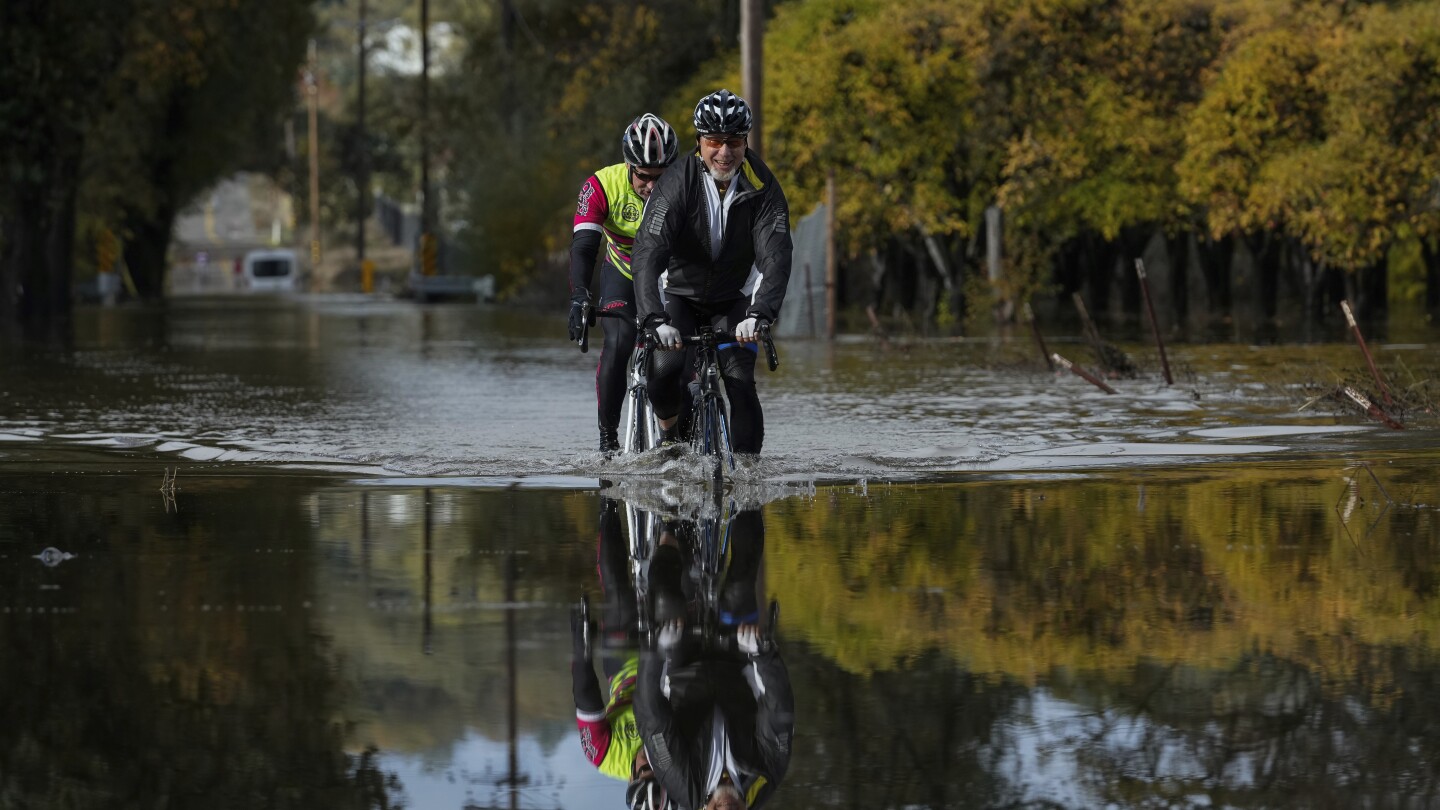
[
  {"xmin": 569, "ymin": 113, "xmax": 681, "ymax": 455},
  {"xmin": 634, "ymin": 508, "xmax": 795, "ymax": 809},
  {"xmin": 570, "ymin": 494, "xmax": 644, "ymax": 782},
  {"xmin": 631, "ymin": 89, "xmax": 793, "ymax": 454}
]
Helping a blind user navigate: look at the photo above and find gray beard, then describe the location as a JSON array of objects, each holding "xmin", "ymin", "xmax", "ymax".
[{"xmin": 710, "ymin": 164, "xmax": 738, "ymax": 183}]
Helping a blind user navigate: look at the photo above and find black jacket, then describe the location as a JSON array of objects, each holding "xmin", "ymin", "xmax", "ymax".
[
  {"xmin": 634, "ymin": 649, "xmax": 795, "ymax": 810},
  {"xmin": 632, "ymin": 150, "xmax": 793, "ymax": 327}
]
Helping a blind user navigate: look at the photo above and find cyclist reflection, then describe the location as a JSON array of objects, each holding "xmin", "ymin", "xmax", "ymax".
[
  {"xmin": 634, "ymin": 507, "xmax": 795, "ymax": 810},
  {"xmin": 570, "ymin": 494, "xmax": 644, "ymax": 782}
]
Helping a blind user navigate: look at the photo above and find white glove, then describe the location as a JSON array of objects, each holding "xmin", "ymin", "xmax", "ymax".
[
  {"xmin": 658, "ymin": 619, "xmax": 685, "ymax": 653},
  {"xmin": 735, "ymin": 317, "xmax": 759, "ymax": 343},
  {"xmin": 654, "ymin": 323, "xmax": 682, "ymax": 350},
  {"xmin": 737, "ymin": 625, "xmax": 762, "ymax": 657}
]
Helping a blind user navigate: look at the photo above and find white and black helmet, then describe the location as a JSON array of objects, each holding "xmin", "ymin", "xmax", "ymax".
[
  {"xmin": 692, "ymin": 89, "xmax": 752, "ymax": 136},
  {"xmin": 622, "ymin": 113, "xmax": 680, "ymax": 168},
  {"xmin": 626, "ymin": 777, "xmax": 674, "ymax": 810}
]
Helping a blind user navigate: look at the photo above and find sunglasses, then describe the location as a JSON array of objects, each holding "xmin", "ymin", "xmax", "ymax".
[
  {"xmin": 700, "ymin": 134, "xmax": 747, "ymax": 149},
  {"xmin": 630, "ymin": 166, "xmax": 665, "ymax": 183}
]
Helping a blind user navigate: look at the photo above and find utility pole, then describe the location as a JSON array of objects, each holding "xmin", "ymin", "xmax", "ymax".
[
  {"xmin": 307, "ymin": 39, "xmax": 322, "ymax": 287},
  {"xmin": 740, "ymin": 0, "xmax": 763, "ymax": 156},
  {"xmin": 356, "ymin": 0, "xmax": 370, "ymax": 287},
  {"xmin": 418, "ymin": 0, "xmax": 436, "ymax": 276}
]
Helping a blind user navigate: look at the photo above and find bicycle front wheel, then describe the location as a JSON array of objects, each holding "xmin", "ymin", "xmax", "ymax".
[
  {"xmin": 693, "ymin": 395, "xmax": 734, "ymax": 476},
  {"xmin": 621, "ymin": 385, "xmax": 651, "ymax": 454}
]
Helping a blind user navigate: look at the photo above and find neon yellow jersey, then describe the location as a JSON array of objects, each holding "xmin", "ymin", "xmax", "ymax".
[
  {"xmin": 575, "ymin": 657, "xmax": 641, "ymax": 780},
  {"xmin": 573, "ymin": 163, "xmax": 648, "ymax": 279}
]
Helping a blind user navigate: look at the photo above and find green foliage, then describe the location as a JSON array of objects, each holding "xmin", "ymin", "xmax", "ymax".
[
  {"xmin": 765, "ymin": 0, "xmax": 984, "ymax": 254},
  {"xmin": 1255, "ymin": 3, "xmax": 1440, "ymax": 270},
  {"xmin": 12, "ymin": 0, "xmax": 1440, "ymax": 325},
  {"xmin": 441, "ymin": 0, "xmax": 742, "ymax": 295},
  {"xmin": 97, "ymin": 0, "xmax": 316, "ymax": 293},
  {"xmin": 1, "ymin": 0, "xmax": 316, "ymax": 315}
]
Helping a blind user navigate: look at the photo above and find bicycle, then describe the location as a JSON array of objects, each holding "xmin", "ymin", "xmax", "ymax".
[
  {"xmin": 578, "ymin": 493, "xmax": 777, "ymax": 660},
  {"xmin": 576, "ymin": 303, "xmax": 662, "ymax": 455},
  {"xmin": 645, "ymin": 323, "xmax": 779, "ymax": 482},
  {"xmin": 671, "ymin": 492, "xmax": 779, "ymax": 658}
]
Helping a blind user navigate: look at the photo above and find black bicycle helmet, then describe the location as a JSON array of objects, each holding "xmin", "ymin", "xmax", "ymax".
[
  {"xmin": 622, "ymin": 113, "xmax": 680, "ymax": 168},
  {"xmin": 626, "ymin": 776, "xmax": 674, "ymax": 810},
  {"xmin": 692, "ymin": 89, "xmax": 752, "ymax": 136}
]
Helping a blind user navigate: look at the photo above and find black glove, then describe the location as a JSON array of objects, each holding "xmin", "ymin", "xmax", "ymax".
[
  {"xmin": 571, "ymin": 602, "xmax": 594, "ymax": 662},
  {"xmin": 567, "ymin": 290, "xmax": 591, "ymax": 342}
]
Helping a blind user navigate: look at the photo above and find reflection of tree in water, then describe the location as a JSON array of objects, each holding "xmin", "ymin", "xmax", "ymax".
[
  {"xmin": 0, "ymin": 477, "xmax": 406, "ymax": 808},
  {"xmin": 1065, "ymin": 652, "xmax": 1440, "ymax": 807},
  {"xmin": 784, "ymin": 646, "xmax": 1029, "ymax": 808}
]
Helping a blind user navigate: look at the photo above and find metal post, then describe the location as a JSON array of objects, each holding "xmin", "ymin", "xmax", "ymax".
[
  {"xmin": 825, "ymin": 170, "xmax": 836, "ymax": 340},
  {"xmin": 1341, "ymin": 300, "xmax": 1394, "ymax": 407},
  {"xmin": 804, "ymin": 262, "xmax": 816, "ymax": 337},
  {"xmin": 1053, "ymin": 353, "xmax": 1117, "ymax": 394},
  {"xmin": 1135, "ymin": 259, "xmax": 1173, "ymax": 385},
  {"xmin": 1024, "ymin": 302, "xmax": 1054, "ymax": 371}
]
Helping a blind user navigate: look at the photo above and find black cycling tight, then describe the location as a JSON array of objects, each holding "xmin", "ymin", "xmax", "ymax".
[
  {"xmin": 647, "ymin": 295, "xmax": 764, "ymax": 454},
  {"xmin": 594, "ymin": 263, "xmax": 637, "ymax": 441}
]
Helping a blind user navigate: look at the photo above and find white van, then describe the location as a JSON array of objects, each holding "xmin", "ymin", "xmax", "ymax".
[{"xmin": 241, "ymin": 249, "xmax": 298, "ymax": 291}]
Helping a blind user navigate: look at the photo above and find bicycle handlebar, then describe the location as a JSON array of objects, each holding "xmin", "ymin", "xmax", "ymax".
[
  {"xmin": 671, "ymin": 599, "xmax": 781, "ymax": 656},
  {"xmin": 641, "ymin": 324, "xmax": 780, "ymax": 372},
  {"xmin": 576, "ymin": 302, "xmax": 634, "ymax": 354}
]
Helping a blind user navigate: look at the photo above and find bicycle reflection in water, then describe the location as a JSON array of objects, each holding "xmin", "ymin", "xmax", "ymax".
[{"xmin": 570, "ymin": 485, "xmax": 795, "ymax": 810}]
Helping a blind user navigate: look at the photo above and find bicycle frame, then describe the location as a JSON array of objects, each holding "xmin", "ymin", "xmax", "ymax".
[
  {"xmin": 684, "ymin": 328, "xmax": 738, "ymax": 478},
  {"xmin": 674, "ymin": 325, "xmax": 778, "ymax": 477},
  {"xmin": 577, "ymin": 303, "xmax": 660, "ymax": 454},
  {"xmin": 629, "ymin": 495, "xmax": 778, "ymax": 657}
]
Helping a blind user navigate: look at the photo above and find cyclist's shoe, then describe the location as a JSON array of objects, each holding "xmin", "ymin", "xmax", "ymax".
[
  {"xmin": 657, "ymin": 423, "xmax": 683, "ymax": 450},
  {"xmin": 599, "ymin": 431, "xmax": 620, "ymax": 457},
  {"xmin": 652, "ymin": 587, "xmax": 687, "ymax": 624}
]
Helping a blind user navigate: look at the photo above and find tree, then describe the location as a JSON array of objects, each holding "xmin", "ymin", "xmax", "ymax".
[
  {"xmin": 0, "ymin": 0, "xmax": 315, "ymax": 331},
  {"xmin": 0, "ymin": 0, "xmax": 135, "ymax": 335}
]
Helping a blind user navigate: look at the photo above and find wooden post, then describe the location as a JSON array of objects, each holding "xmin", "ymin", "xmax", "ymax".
[
  {"xmin": 740, "ymin": 0, "xmax": 763, "ymax": 157},
  {"xmin": 356, "ymin": 0, "xmax": 369, "ymax": 272},
  {"xmin": 825, "ymin": 170, "xmax": 836, "ymax": 340},
  {"xmin": 419, "ymin": 0, "xmax": 434, "ymax": 275},
  {"xmin": 1135, "ymin": 259, "xmax": 1173, "ymax": 385},
  {"xmin": 306, "ymin": 39, "xmax": 321, "ymax": 287}
]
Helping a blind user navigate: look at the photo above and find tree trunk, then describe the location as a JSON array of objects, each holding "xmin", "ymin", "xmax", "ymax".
[
  {"xmin": 1300, "ymin": 250, "xmax": 1322, "ymax": 342},
  {"xmin": 1164, "ymin": 231, "xmax": 1190, "ymax": 329},
  {"xmin": 1353, "ymin": 261, "xmax": 1388, "ymax": 328},
  {"xmin": 1, "ymin": 187, "xmax": 40, "ymax": 338},
  {"xmin": 123, "ymin": 206, "xmax": 176, "ymax": 300},
  {"xmin": 40, "ymin": 142, "xmax": 81, "ymax": 329},
  {"xmin": 1083, "ymin": 231, "xmax": 1119, "ymax": 320},
  {"xmin": 2, "ymin": 153, "xmax": 77, "ymax": 336},
  {"xmin": 1423, "ymin": 237, "xmax": 1440, "ymax": 313},
  {"xmin": 1195, "ymin": 232, "xmax": 1233, "ymax": 322}
]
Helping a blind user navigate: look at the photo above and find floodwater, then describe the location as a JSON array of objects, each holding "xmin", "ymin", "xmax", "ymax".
[{"xmin": 2, "ymin": 296, "xmax": 1440, "ymax": 808}]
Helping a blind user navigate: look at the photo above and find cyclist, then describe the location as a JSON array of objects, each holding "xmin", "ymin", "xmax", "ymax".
[
  {"xmin": 633, "ymin": 509, "xmax": 795, "ymax": 809},
  {"xmin": 571, "ymin": 494, "xmax": 644, "ymax": 781},
  {"xmin": 569, "ymin": 113, "xmax": 681, "ymax": 455},
  {"xmin": 631, "ymin": 89, "xmax": 793, "ymax": 454}
]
